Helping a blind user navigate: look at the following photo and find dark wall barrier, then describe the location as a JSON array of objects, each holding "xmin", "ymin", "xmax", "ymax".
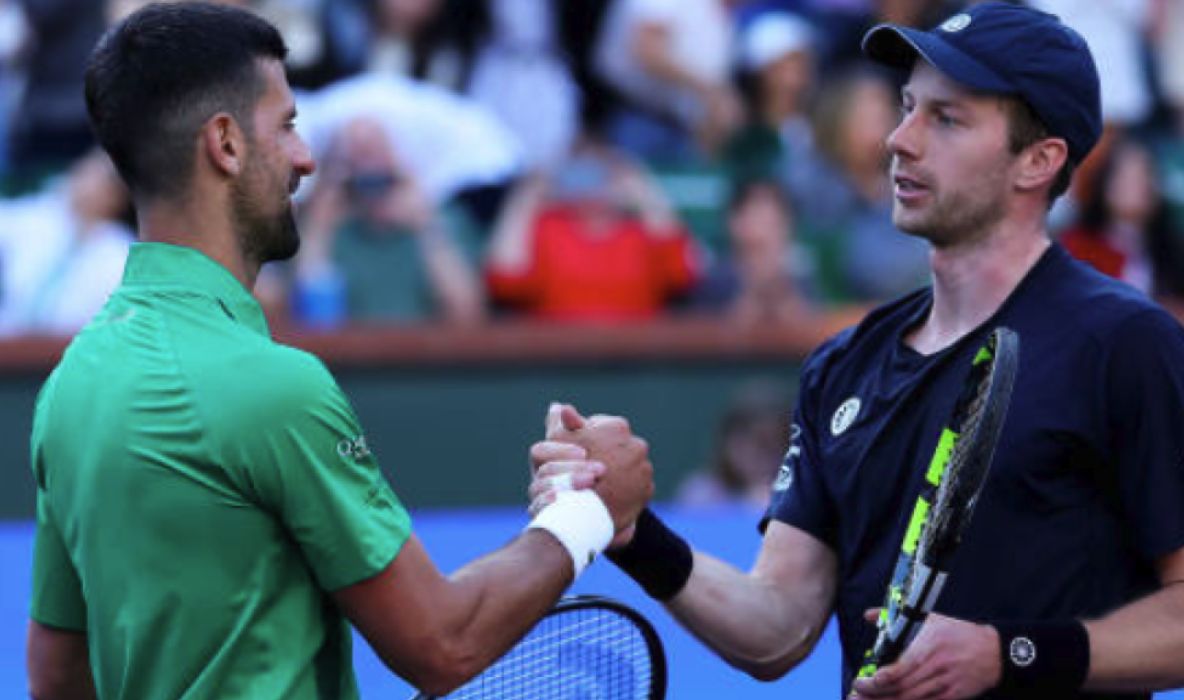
[{"xmin": 0, "ymin": 314, "xmax": 862, "ymax": 520}]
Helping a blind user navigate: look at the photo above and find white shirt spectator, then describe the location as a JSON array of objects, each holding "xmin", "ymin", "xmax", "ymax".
[
  {"xmin": 1030, "ymin": 0, "xmax": 1153, "ymax": 125},
  {"xmin": 467, "ymin": 0, "xmax": 579, "ymax": 169},
  {"xmin": 1154, "ymin": 0, "xmax": 1184, "ymax": 109},
  {"xmin": 297, "ymin": 73, "xmax": 524, "ymax": 202},
  {"xmin": 0, "ymin": 188, "xmax": 132, "ymax": 336},
  {"xmin": 594, "ymin": 0, "xmax": 734, "ymax": 125}
]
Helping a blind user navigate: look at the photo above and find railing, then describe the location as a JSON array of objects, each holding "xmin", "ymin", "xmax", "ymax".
[{"xmin": 0, "ymin": 309, "xmax": 870, "ymax": 373}]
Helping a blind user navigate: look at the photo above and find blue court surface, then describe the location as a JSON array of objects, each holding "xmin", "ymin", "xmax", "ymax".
[{"xmin": 3, "ymin": 507, "xmax": 1182, "ymax": 698}]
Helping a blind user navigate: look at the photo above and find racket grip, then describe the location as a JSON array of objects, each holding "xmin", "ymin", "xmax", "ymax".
[
  {"xmin": 857, "ymin": 607, "xmax": 924, "ymax": 679},
  {"xmin": 857, "ymin": 632, "xmax": 906, "ymax": 680}
]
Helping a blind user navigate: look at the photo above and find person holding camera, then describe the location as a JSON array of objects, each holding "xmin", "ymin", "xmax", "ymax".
[
  {"xmin": 485, "ymin": 136, "xmax": 700, "ymax": 321},
  {"xmin": 292, "ymin": 115, "xmax": 486, "ymax": 327}
]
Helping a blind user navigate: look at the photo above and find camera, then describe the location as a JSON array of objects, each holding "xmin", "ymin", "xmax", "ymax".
[{"xmin": 345, "ymin": 171, "xmax": 400, "ymax": 202}]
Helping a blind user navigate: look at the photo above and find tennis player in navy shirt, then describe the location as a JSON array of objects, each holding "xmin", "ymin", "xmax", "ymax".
[{"xmin": 531, "ymin": 3, "xmax": 1184, "ymax": 698}]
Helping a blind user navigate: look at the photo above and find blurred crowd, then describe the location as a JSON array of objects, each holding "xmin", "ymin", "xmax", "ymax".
[{"xmin": 0, "ymin": 0, "xmax": 1183, "ymax": 343}]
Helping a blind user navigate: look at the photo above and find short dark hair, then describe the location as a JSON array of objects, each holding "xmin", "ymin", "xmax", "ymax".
[
  {"xmin": 84, "ymin": 2, "xmax": 287, "ymax": 200},
  {"xmin": 1002, "ymin": 96, "xmax": 1074, "ymax": 205}
]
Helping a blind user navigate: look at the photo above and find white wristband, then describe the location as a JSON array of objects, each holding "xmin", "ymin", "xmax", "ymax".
[{"xmin": 526, "ymin": 490, "xmax": 614, "ymax": 577}]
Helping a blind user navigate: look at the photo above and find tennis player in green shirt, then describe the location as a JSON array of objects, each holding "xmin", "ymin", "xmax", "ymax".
[{"xmin": 25, "ymin": 4, "xmax": 651, "ymax": 698}]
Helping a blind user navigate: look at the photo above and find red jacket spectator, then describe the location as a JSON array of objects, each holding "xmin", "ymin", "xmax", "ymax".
[
  {"xmin": 486, "ymin": 148, "xmax": 700, "ymax": 321},
  {"xmin": 488, "ymin": 204, "xmax": 697, "ymax": 321}
]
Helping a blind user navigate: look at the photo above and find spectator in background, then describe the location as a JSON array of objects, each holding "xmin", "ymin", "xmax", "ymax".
[
  {"xmin": 783, "ymin": 0, "xmax": 962, "ymax": 73},
  {"xmin": 466, "ymin": 0, "xmax": 580, "ymax": 169},
  {"xmin": 1029, "ymin": 0, "xmax": 1155, "ymax": 214},
  {"xmin": 1150, "ymin": 0, "xmax": 1184, "ymax": 270},
  {"xmin": 0, "ymin": 0, "xmax": 27, "ymax": 178},
  {"xmin": 1153, "ymin": 0, "xmax": 1184, "ymax": 117},
  {"xmin": 0, "ymin": 149, "xmax": 132, "ymax": 336},
  {"xmin": 7, "ymin": 0, "xmax": 106, "ymax": 183},
  {"xmin": 785, "ymin": 65, "xmax": 929, "ymax": 302},
  {"xmin": 252, "ymin": 0, "xmax": 370, "ymax": 90},
  {"xmin": 593, "ymin": 0, "xmax": 741, "ymax": 163},
  {"xmin": 1061, "ymin": 137, "xmax": 1184, "ymax": 301},
  {"xmin": 295, "ymin": 69, "xmax": 524, "ymax": 226},
  {"xmin": 486, "ymin": 137, "xmax": 700, "ymax": 321},
  {"xmin": 690, "ymin": 178, "xmax": 817, "ymax": 323},
  {"xmin": 1028, "ymin": 0, "xmax": 1153, "ymax": 131},
  {"xmin": 109, "ymin": 0, "xmax": 251, "ymax": 17},
  {"xmin": 555, "ymin": 0, "xmax": 619, "ymax": 131},
  {"xmin": 725, "ymin": 10, "xmax": 816, "ymax": 181},
  {"xmin": 675, "ymin": 379, "xmax": 791, "ymax": 510},
  {"xmin": 362, "ymin": 0, "xmax": 489, "ymax": 90},
  {"xmin": 293, "ymin": 116, "xmax": 486, "ymax": 327}
]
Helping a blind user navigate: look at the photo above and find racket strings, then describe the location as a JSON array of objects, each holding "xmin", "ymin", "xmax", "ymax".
[
  {"xmin": 861, "ymin": 329, "xmax": 1019, "ymax": 676},
  {"xmin": 442, "ymin": 609, "xmax": 654, "ymax": 699},
  {"xmin": 917, "ymin": 361, "xmax": 996, "ymax": 560}
]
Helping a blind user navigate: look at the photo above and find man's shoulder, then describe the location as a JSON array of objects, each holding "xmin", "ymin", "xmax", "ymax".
[
  {"xmin": 1036, "ymin": 251, "xmax": 1177, "ymax": 338},
  {"xmin": 206, "ymin": 340, "xmax": 337, "ymax": 408}
]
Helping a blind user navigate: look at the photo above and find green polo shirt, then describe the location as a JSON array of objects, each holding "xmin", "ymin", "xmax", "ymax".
[{"xmin": 29, "ymin": 242, "xmax": 412, "ymax": 699}]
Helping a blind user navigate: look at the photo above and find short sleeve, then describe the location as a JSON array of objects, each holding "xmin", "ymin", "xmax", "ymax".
[
  {"xmin": 219, "ymin": 350, "xmax": 413, "ymax": 591},
  {"xmin": 30, "ymin": 492, "xmax": 87, "ymax": 630},
  {"xmin": 762, "ymin": 343, "xmax": 838, "ymax": 544},
  {"xmin": 1103, "ymin": 309, "xmax": 1184, "ymax": 559}
]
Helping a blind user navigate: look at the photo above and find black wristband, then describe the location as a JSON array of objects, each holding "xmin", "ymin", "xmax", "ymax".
[
  {"xmin": 992, "ymin": 619, "xmax": 1090, "ymax": 697},
  {"xmin": 606, "ymin": 509, "xmax": 693, "ymax": 601}
]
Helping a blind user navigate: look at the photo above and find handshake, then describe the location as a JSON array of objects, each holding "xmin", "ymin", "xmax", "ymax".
[
  {"xmin": 528, "ymin": 403, "xmax": 653, "ymax": 549},
  {"xmin": 525, "ymin": 402, "xmax": 695, "ymax": 602},
  {"xmin": 524, "ymin": 403, "xmax": 694, "ymax": 602}
]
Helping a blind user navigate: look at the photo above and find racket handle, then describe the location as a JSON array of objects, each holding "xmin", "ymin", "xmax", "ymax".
[{"xmin": 857, "ymin": 629, "xmax": 908, "ymax": 679}]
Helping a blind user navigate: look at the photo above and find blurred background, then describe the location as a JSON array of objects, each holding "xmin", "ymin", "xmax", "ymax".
[{"xmin": 1, "ymin": 0, "xmax": 1183, "ymax": 696}]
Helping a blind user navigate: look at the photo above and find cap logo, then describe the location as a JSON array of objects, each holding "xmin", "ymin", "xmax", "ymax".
[{"xmin": 940, "ymin": 13, "xmax": 972, "ymax": 32}]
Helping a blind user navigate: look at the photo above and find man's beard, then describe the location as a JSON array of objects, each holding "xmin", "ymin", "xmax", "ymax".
[
  {"xmin": 894, "ymin": 174, "xmax": 1009, "ymax": 248},
  {"xmin": 231, "ymin": 169, "xmax": 300, "ymax": 266}
]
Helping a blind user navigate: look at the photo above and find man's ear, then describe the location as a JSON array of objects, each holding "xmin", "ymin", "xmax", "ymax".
[
  {"xmin": 1015, "ymin": 137, "xmax": 1069, "ymax": 194},
  {"xmin": 200, "ymin": 113, "xmax": 247, "ymax": 178}
]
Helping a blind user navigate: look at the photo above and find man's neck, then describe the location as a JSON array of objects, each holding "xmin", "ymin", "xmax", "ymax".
[
  {"xmin": 907, "ymin": 220, "xmax": 1049, "ymax": 355},
  {"xmin": 136, "ymin": 201, "xmax": 259, "ymax": 290}
]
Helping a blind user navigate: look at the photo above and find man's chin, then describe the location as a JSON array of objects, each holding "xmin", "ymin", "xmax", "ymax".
[
  {"xmin": 892, "ymin": 211, "xmax": 929, "ymax": 239},
  {"xmin": 270, "ymin": 237, "xmax": 300, "ymax": 263},
  {"xmin": 264, "ymin": 213, "xmax": 301, "ymax": 263}
]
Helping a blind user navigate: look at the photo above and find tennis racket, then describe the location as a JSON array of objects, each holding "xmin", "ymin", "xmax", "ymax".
[
  {"xmin": 410, "ymin": 595, "xmax": 667, "ymax": 700},
  {"xmin": 857, "ymin": 326, "xmax": 1020, "ymax": 679}
]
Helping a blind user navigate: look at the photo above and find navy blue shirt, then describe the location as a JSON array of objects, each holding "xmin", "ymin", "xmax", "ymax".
[{"xmin": 766, "ymin": 245, "xmax": 1184, "ymax": 699}]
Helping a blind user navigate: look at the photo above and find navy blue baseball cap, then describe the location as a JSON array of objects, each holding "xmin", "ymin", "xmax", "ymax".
[{"xmin": 862, "ymin": 1, "xmax": 1102, "ymax": 165}]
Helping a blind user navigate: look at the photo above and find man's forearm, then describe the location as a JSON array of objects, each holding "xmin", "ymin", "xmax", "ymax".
[
  {"xmin": 339, "ymin": 531, "xmax": 578, "ymax": 697},
  {"xmin": 438, "ymin": 530, "xmax": 577, "ymax": 675},
  {"xmin": 418, "ymin": 224, "xmax": 485, "ymax": 323},
  {"xmin": 27, "ymin": 622, "xmax": 97, "ymax": 700},
  {"xmin": 1084, "ymin": 582, "xmax": 1184, "ymax": 692},
  {"xmin": 666, "ymin": 550, "xmax": 830, "ymax": 680}
]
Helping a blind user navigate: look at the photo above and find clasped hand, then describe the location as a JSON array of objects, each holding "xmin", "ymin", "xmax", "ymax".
[{"xmin": 527, "ymin": 403, "xmax": 653, "ymax": 547}]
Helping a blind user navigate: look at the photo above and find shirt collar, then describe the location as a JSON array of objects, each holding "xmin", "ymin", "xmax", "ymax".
[{"xmin": 120, "ymin": 242, "xmax": 271, "ymax": 337}]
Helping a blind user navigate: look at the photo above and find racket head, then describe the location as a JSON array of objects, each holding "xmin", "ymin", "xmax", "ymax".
[
  {"xmin": 412, "ymin": 595, "xmax": 667, "ymax": 700},
  {"xmin": 918, "ymin": 326, "xmax": 1019, "ymax": 567},
  {"xmin": 859, "ymin": 326, "xmax": 1020, "ymax": 676}
]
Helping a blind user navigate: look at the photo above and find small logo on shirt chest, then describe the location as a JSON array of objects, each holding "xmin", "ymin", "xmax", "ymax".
[{"xmin": 831, "ymin": 397, "xmax": 861, "ymax": 436}]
